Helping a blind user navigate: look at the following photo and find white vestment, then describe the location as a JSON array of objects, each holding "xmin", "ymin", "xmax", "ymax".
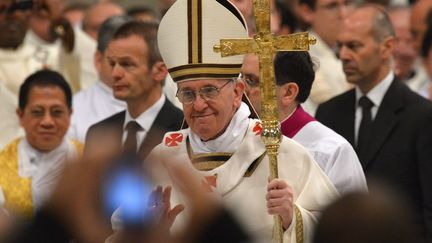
[
  {"xmin": 293, "ymin": 121, "xmax": 367, "ymax": 194},
  {"xmin": 305, "ymin": 32, "xmax": 350, "ymax": 115},
  {"xmin": 0, "ymin": 137, "xmax": 81, "ymax": 216},
  {"xmin": 24, "ymin": 28, "xmax": 98, "ymax": 93},
  {"xmin": 17, "ymin": 138, "xmax": 79, "ymax": 209},
  {"xmin": 68, "ymin": 81, "xmax": 127, "ymax": 142},
  {"xmin": 406, "ymin": 62, "xmax": 427, "ymax": 93},
  {"xmin": 406, "ymin": 63, "xmax": 430, "ymax": 99},
  {"xmin": 0, "ymin": 45, "xmax": 40, "ymax": 96},
  {"xmin": 281, "ymin": 106, "xmax": 367, "ymax": 195},
  {"xmin": 147, "ymin": 118, "xmax": 340, "ymax": 243},
  {"xmin": 0, "ymin": 83, "xmax": 23, "ymax": 150}
]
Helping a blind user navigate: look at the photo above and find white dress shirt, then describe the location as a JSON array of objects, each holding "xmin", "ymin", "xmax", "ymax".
[
  {"xmin": 354, "ymin": 72, "xmax": 394, "ymax": 144},
  {"xmin": 122, "ymin": 95, "xmax": 166, "ymax": 152}
]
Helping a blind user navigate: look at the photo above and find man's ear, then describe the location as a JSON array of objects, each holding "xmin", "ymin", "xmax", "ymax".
[
  {"xmin": 278, "ymin": 82, "xmax": 299, "ymax": 107},
  {"xmin": 380, "ymin": 36, "xmax": 395, "ymax": 60},
  {"xmin": 16, "ymin": 108, "xmax": 24, "ymax": 127},
  {"xmin": 151, "ymin": 61, "xmax": 168, "ymax": 83},
  {"xmin": 298, "ymin": 3, "xmax": 315, "ymax": 25},
  {"xmin": 94, "ymin": 51, "xmax": 102, "ymax": 73},
  {"xmin": 234, "ymin": 80, "xmax": 245, "ymax": 107}
]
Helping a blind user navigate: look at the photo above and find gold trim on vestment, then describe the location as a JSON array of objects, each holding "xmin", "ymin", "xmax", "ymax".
[
  {"xmin": 186, "ymin": 137, "xmax": 265, "ymax": 176},
  {"xmin": 243, "ymin": 152, "xmax": 266, "ymax": 177},
  {"xmin": 192, "ymin": 152, "xmax": 233, "ymax": 159},
  {"xmin": 294, "ymin": 204, "xmax": 304, "ymax": 243},
  {"xmin": 194, "ymin": 161, "xmax": 226, "ymax": 171},
  {"xmin": 0, "ymin": 138, "xmax": 33, "ymax": 218},
  {"xmin": 0, "ymin": 138, "xmax": 83, "ymax": 218}
]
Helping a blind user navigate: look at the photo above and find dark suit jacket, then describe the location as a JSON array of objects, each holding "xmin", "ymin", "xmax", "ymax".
[
  {"xmin": 85, "ymin": 98, "xmax": 184, "ymax": 160},
  {"xmin": 316, "ymin": 79, "xmax": 432, "ymax": 241}
]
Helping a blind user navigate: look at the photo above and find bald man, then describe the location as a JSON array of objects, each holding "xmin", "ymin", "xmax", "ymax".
[
  {"xmin": 316, "ymin": 5, "xmax": 432, "ymax": 240},
  {"xmin": 82, "ymin": 2, "xmax": 124, "ymax": 40}
]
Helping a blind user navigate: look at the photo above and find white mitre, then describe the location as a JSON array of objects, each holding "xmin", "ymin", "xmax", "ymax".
[{"xmin": 157, "ymin": 0, "xmax": 248, "ymax": 83}]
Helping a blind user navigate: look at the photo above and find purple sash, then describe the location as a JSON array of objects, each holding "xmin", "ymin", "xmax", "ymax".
[{"xmin": 280, "ymin": 106, "xmax": 316, "ymax": 138}]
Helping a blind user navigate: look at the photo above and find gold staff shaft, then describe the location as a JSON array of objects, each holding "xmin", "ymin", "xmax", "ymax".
[{"xmin": 214, "ymin": 0, "xmax": 316, "ymax": 241}]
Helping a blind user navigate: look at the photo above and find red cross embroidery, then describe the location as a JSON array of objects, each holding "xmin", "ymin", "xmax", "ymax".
[
  {"xmin": 202, "ymin": 175, "xmax": 217, "ymax": 192},
  {"xmin": 253, "ymin": 122, "xmax": 263, "ymax": 135},
  {"xmin": 165, "ymin": 133, "xmax": 183, "ymax": 147}
]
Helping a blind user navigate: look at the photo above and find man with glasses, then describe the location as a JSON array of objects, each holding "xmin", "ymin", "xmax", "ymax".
[
  {"xmin": 85, "ymin": 20, "xmax": 183, "ymax": 160},
  {"xmin": 241, "ymin": 52, "xmax": 367, "ymax": 195},
  {"xmin": 297, "ymin": 0, "xmax": 354, "ymax": 114},
  {"xmin": 142, "ymin": 0, "xmax": 339, "ymax": 242}
]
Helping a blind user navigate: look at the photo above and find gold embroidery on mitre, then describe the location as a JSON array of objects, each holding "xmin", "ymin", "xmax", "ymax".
[{"xmin": 188, "ymin": 0, "xmax": 202, "ymax": 63}]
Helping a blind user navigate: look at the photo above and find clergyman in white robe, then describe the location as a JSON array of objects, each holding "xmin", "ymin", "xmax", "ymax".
[
  {"xmin": 145, "ymin": 103, "xmax": 340, "ymax": 243},
  {"xmin": 281, "ymin": 105, "xmax": 367, "ymax": 195}
]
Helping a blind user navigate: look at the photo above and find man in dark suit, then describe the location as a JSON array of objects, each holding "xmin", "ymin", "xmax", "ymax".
[
  {"xmin": 85, "ymin": 20, "xmax": 183, "ymax": 160},
  {"xmin": 315, "ymin": 5, "xmax": 432, "ymax": 241}
]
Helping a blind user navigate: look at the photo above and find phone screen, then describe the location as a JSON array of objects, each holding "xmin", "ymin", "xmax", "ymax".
[{"xmin": 102, "ymin": 156, "xmax": 155, "ymax": 227}]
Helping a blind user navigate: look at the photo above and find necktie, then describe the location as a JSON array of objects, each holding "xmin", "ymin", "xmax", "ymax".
[
  {"xmin": 357, "ymin": 96, "xmax": 374, "ymax": 162},
  {"xmin": 123, "ymin": 121, "xmax": 142, "ymax": 154}
]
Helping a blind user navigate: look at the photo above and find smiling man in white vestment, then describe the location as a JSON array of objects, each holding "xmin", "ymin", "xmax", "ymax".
[
  {"xmin": 0, "ymin": 70, "xmax": 82, "ymax": 219},
  {"xmin": 143, "ymin": 0, "xmax": 340, "ymax": 242}
]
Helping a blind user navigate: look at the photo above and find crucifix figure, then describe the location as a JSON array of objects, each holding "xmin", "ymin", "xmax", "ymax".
[{"xmin": 214, "ymin": 1, "xmax": 316, "ymax": 242}]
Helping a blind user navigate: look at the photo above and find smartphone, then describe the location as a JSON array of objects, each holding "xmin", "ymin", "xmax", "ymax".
[{"xmin": 102, "ymin": 155, "xmax": 157, "ymax": 228}]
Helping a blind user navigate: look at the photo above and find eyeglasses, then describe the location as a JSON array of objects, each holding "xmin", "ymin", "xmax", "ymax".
[
  {"xmin": 176, "ymin": 79, "xmax": 233, "ymax": 105},
  {"xmin": 239, "ymin": 72, "xmax": 260, "ymax": 88}
]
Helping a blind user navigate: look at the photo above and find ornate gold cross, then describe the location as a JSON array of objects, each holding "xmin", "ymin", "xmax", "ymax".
[{"xmin": 214, "ymin": 1, "xmax": 316, "ymax": 242}]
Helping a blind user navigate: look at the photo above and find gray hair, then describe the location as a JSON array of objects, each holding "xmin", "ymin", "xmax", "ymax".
[
  {"xmin": 364, "ymin": 4, "xmax": 396, "ymax": 42},
  {"xmin": 97, "ymin": 15, "xmax": 134, "ymax": 53}
]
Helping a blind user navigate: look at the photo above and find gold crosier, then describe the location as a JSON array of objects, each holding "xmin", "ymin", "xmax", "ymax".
[{"xmin": 214, "ymin": 0, "xmax": 316, "ymax": 242}]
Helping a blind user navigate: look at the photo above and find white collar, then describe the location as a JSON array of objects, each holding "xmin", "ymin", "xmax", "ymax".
[
  {"xmin": 18, "ymin": 138, "xmax": 75, "ymax": 178},
  {"xmin": 355, "ymin": 71, "xmax": 394, "ymax": 107},
  {"xmin": 189, "ymin": 102, "xmax": 250, "ymax": 153},
  {"xmin": 124, "ymin": 94, "xmax": 166, "ymax": 132}
]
